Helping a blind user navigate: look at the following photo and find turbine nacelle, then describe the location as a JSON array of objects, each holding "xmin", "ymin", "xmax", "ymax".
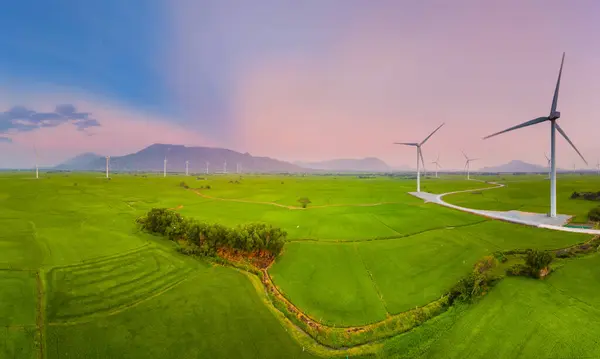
[{"xmin": 549, "ymin": 111, "xmax": 560, "ymax": 121}]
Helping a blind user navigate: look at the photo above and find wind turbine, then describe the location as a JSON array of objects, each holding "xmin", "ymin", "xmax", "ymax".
[
  {"xmin": 596, "ymin": 160, "xmax": 600, "ymax": 176},
  {"xmin": 33, "ymin": 146, "xmax": 39, "ymax": 179},
  {"xmin": 462, "ymin": 151, "xmax": 478, "ymax": 180},
  {"xmin": 544, "ymin": 153, "xmax": 551, "ymax": 179},
  {"xmin": 394, "ymin": 123, "xmax": 445, "ymax": 192},
  {"xmin": 223, "ymin": 161, "xmax": 227, "ymax": 174},
  {"xmin": 483, "ymin": 52, "xmax": 587, "ymax": 218},
  {"xmin": 185, "ymin": 160, "xmax": 189, "ymax": 176},
  {"xmin": 105, "ymin": 156, "xmax": 110, "ymax": 178},
  {"xmin": 431, "ymin": 154, "xmax": 442, "ymax": 178},
  {"xmin": 163, "ymin": 147, "xmax": 170, "ymax": 177},
  {"xmin": 205, "ymin": 161, "xmax": 209, "ymax": 175}
]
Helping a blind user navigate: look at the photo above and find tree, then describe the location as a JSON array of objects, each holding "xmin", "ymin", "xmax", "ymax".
[{"xmin": 298, "ymin": 197, "xmax": 311, "ymax": 208}]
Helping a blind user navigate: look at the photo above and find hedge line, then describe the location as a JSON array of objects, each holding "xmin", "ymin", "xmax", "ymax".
[{"xmin": 136, "ymin": 208, "xmax": 287, "ymax": 260}]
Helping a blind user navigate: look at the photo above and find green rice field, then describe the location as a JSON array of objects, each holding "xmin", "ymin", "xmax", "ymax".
[{"xmin": 1, "ymin": 171, "xmax": 599, "ymax": 358}]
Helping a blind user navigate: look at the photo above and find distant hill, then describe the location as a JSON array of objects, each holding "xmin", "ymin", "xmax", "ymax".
[
  {"xmin": 54, "ymin": 152, "xmax": 104, "ymax": 170},
  {"xmin": 480, "ymin": 160, "xmax": 554, "ymax": 173},
  {"xmin": 55, "ymin": 144, "xmax": 306, "ymax": 173},
  {"xmin": 295, "ymin": 157, "xmax": 391, "ymax": 172}
]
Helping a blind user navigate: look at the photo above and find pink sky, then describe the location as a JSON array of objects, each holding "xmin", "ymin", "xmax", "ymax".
[{"xmin": 2, "ymin": 1, "xmax": 600, "ymax": 170}]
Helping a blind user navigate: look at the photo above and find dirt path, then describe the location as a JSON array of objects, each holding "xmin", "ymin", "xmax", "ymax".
[{"xmin": 191, "ymin": 189, "xmax": 404, "ymax": 210}]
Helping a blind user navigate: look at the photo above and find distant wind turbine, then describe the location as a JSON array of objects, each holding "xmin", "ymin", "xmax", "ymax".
[
  {"xmin": 431, "ymin": 154, "xmax": 442, "ymax": 178},
  {"xmin": 462, "ymin": 151, "xmax": 478, "ymax": 180},
  {"xmin": 205, "ymin": 161, "xmax": 209, "ymax": 175},
  {"xmin": 596, "ymin": 160, "xmax": 600, "ymax": 176},
  {"xmin": 483, "ymin": 52, "xmax": 587, "ymax": 218},
  {"xmin": 163, "ymin": 147, "xmax": 171, "ymax": 177},
  {"xmin": 223, "ymin": 161, "xmax": 227, "ymax": 174},
  {"xmin": 106, "ymin": 156, "xmax": 110, "ymax": 178},
  {"xmin": 185, "ymin": 160, "xmax": 189, "ymax": 176},
  {"xmin": 33, "ymin": 146, "xmax": 39, "ymax": 179},
  {"xmin": 394, "ymin": 123, "xmax": 445, "ymax": 192}
]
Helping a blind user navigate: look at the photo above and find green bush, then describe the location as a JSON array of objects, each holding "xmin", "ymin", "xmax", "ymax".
[
  {"xmin": 589, "ymin": 207, "xmax": 600, "ymax": 222},
  {"xmin": 506, "ymin": 264, "xmax": 529, "ymax": 276},
  {"xmin": 179, "ymin": 181, "xmax": 189, "ymax": 189},
  {"xmin": 137, "ymin": 208, "xmax": 287, "ymax": 258},
  {"xmin": 298, "ymin": 197, "xmax": 311, "ymax": 208},
  {"xmin": 524, "ymin": 250, "xmax": 553, "ymax": 278}
]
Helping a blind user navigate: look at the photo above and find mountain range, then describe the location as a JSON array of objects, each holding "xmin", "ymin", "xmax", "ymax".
[
  {"xmin": 54, "ymin": 145, "xmax": 570, "ymax": 174},
  {"xmin": 479, "ymin": 160, "xmax": 557, "ymax": 173},
  {"xmin": 294, "ymin": 157, "xmax": 392, "ymax": 172}
]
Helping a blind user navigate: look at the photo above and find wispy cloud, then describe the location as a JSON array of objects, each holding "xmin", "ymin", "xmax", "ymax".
[
  {"xmin": 0, "ymin": 104, "xmax": 100, "ymax": 137},
  {"xmin": 0, "ymin": 84, "xmax": 213, "ymax": 167}
]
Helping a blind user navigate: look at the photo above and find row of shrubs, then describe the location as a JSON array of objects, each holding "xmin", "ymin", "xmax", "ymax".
[
  {"xmin": 449, "ymin": 249, "xmax": 556, "ymax": 304},
  {"xmin": 570, "ymin": 191, "xmax": 600, "ymax": 201},
  {"xmin": 136, "ymin": 208, "xmax": 287, "ymax": 259}
]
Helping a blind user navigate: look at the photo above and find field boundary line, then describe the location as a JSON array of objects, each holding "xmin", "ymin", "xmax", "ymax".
[
  {"xmin": 286, "ymin": 219, "xmax": 489, "ymax": 243},
  {"xmin": 35, "ymin": 269, "xmax": 46, "ymax": 359},
  {"xmin": 190, "ymin": 188, "xmax": 412, "ymax": 210},
  {"xmin": 353, "ymin": 242, "xmax": 390, "ymax": 315}
]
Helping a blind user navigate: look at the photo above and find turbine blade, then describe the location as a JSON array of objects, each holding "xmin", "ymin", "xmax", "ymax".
[
  {"xmin": 483, "ymin": 117, "xmax": 549, "ymax": 140},
  {"xmin": 556, "ymin": 123, "xmax": 587, "ymax": 165},
  {"xmin": 461, "ymin": 150, "xmax": 468, "ymax": 160},
  {"xmin": 551, "ymin": 52, "xmax": 565, "ymax": 114},
  {"xmin": 420, "ymin": 123, "xmax": 445, "ymax": 146},
  {"xmin": 544, "ymin": 153, "xmax": 549, "ymax": 161},
  {"xmin": 419, "ymin": 148, "xmax": 426, "ymax": 169},
  {"xmin": 394, "ymin": 142, "xmax": 418, "ymax": 146}
]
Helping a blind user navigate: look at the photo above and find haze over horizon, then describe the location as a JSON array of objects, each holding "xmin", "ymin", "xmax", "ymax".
[{"xmin": 1, "ymin": 0, "xmax": 599, "ymax": 170}]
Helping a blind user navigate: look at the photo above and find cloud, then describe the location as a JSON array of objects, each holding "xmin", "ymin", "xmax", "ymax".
[
  {"xmin": 0, "ymin": 84, "xmax": 214, "ymax": 167},
  {"xmin": 0, "ymin": 104, "xmax": 101, "ymax": 138},
  {"xmin": 0, "ymin": 136, "xmax": 11, "ymax": 143}
]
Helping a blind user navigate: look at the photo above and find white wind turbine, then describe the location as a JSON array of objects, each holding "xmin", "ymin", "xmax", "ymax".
[
  {"xmin": 596, "ymin": 160, "xmax": 600, "ymax": 176},
  {"xmin": 394, "ymin": 123, "xmax": 445, "ymax": 192},
  {"xmin": 483, "ymin": 52, "xmax": 587, "ymax": 218},
  {"xmin": 544, "ymin": 153, "xmax": 551, "ymax": 179},
  {"xmin": 33, "ymin": 146, "xmax": 39, "ymax": 179},
  {"xmin": 462, "ymin": 151, "xmax": 478, "ymax": 180},
  {"xmin": 223, "ymin": 161, "xmax": 227, "ymax": 174},
  {"xmin": 163, "ymin": 156, "xmax": 167, "ymax": 177},
  {"xmin": 105, "ymin": 156, "xmax": 110, "ymax": 178},
  {"xmin": 185, "ymin": 160, "xmax": 189, "ymax": 176},
  {"xmin": 431, "ymin": 154, "xmax": 442, "ymax": 178},
  {"xmin": 205, "ymin": 161, "xmax": 209, "ymax": 175}
]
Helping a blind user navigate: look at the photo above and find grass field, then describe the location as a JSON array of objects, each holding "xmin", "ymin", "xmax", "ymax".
[
  {"xmin": 0, "ymin": 171, "xmax": 598, "ymax": 358},
  {"xmin": 377, "ymin": 253, "xmax": 600, "ymax": 359}
]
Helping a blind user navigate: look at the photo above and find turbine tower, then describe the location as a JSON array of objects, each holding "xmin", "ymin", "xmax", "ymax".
[
  {"xmin": 596, "ymin": 160, "xmax": 600, "ymax": 176},
  {"xmin": 105, "ymin": 156, "xmax": 110, "ymax": 178},
  {"xmin": 462, "ymin": 151, "xmax": 478, "ymax": 180},
  {"xmin": 394, "ymin": 123, "xmax": 445, "ymax": 192},
  {"xmin": 483, "ymin": 52, "xmax": 587, "ymax": 218},
  {"xmin": 34, "ymin": 146, "xmax": 39, "ymax": 179},
  {"xmin": 431, "ymin": 154, "xmax": 441, "ymax": 178},
  {"xmin": 185, "ymin": 160, "xmax": 189, "ymax": 176},
  {"xmin": 163, "ymin": 157, "xmax": 167, "ymax": 177},
  {"xmin": 205, "ymin": 161, "xmax": 209, "ymax": 175},
  {"xmin": 223, "ymin": 161, "xmax": 227, "ymax": 174}
]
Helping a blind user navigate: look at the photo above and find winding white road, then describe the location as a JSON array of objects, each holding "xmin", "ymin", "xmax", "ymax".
[{"xmin": 410, "ymin": 180, "xmax": 600, "ymax": 235}]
